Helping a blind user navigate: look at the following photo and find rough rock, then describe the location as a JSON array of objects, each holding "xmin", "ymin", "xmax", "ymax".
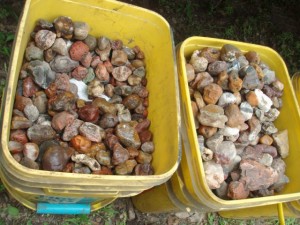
[
  {"xmin": 272, "ymin": 130, "xmax": 289, "ymax": 158},
  {"xmin": 203, "ymin": 161, "xmax": 225, "ymax": 189},
  {"xmin": 214, "ymin": 141, "xmax": 237, "ymax": 164},
  {"xmin": 198, "ymin": 104, "xmax": 228, "ymax": 128}
]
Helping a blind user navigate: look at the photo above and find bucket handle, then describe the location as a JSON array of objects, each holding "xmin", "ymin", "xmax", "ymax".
[{"xmin": 277, "ymin": 203, "xmax": 285, "ymax": 225}]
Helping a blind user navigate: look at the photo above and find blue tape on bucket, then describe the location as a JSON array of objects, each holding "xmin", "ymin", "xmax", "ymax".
[{"xmin": 37, "ymin": 203, "xmax": 91, "ymax": 214}]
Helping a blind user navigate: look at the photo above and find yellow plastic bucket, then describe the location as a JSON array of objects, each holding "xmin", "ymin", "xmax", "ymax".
[{"xmin": 0, "ymin": 0, "xmax": 180, "ymax": 209}]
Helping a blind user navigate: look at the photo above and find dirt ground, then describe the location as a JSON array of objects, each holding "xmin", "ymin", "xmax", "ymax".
[{"xmin": 0, "ymin": 0, "xmax": 300, "ymax": 224}]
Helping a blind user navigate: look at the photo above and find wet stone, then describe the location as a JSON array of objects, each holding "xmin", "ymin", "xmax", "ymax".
[
  {"xmin": 93, "ymin": 98, "xmax": 117, "ymax": 115},
  {"xmin": 70, "ymin": 135, "xmax": 92, "ymax": 154},
  {"xmin": 116, "ymin": 122, "xmax": 141, "ymax": 149},
  {"xmin": 136, "ymin": 151, "xmax": 152, "ymax": 164},
  {"xmin": 48, "ymin": 91, "xmax": 76, "ymax": 111},
  {"xmin": 28, "ymin": 60, "xmax": 56, "ymax": 89},
  {"xmin": 123, "ymin": 94, "xmax": 141, "ymax": 110},
  {"xmin": 50, "ymin": 55, "xmax": 79, "ymax": 73},
  {"xmin": 79, "ymin": 122, "xmax": 105, "ymax": 142},
  {"xmin": 27, "ymin": 124, "xmax": 56, "ymax": 144},
  {"xmin": 207, "ymin": 60, "xmax": 227, "ymax": 76},
  {"xmin": 96, "ymin": 150, "xmax": 111, "ymax": 167}
]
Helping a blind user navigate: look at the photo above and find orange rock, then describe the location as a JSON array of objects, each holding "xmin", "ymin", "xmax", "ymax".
[
  {"xmin": 259, "ymin": 134, "xmax": 274, "ymax": 146},
  {"xmin": 70, "ymin": 135, "xmax": 92, "ymax": 154},
  {"xmin": 203, "ymin": 83, "xmax": 223, "ymax": 104},
  {"xmin": 198, "ymin": 125, "xmax": 218, "ymax": 139},
  {"xmin": 246, "ymin": 91, "xmax": 259, "ymax": 107}
]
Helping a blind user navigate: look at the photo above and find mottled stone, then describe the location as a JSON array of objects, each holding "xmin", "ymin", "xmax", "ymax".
[
  {"xmin": 11, "ymin": 116, "xmax": 32, "ymax": 130},
  {"xmin": 262, "ymin": 122, "xmax": 278, "ymax": 135},
  {"xmin": 123, "ymin": 46, "xmax": 136, "ymax": 60},
  {"xmin": 202, "ymin": 83, "xmax": 223, "ymax": 105},
  {"xmin": 123, "ymin": 94, "xmax": 141, "ymax": 110},
  {"xmin": 203, "ymin": 161, "xmax": 224, "ymax": 189},
  {"xmin": 251, "ymin": 63, "xmax": 264, "ymax": 80},
  {"xmin": 99, "ymin": 113, "xmax": 119, "ymax": 129},
  {"xmin": 10, "ymin": 129, "xmax": 28, "ymax": 145},
  {"xmin": 194, "ymin": 72, "xmax": 214, "ymax": 92},
  {"xmin": 48, "ymin": 91, "xmax": 76, "ymax": 111},
  {"xmin": 225, "ymin": 104, "xmax": 245, "ymax": 128},
  {"xmin": 112, "ymin": 143, "xmax": 130, "ymax": 165},
  {"xmin": 272, "ymin": 130, "xmax": 289, "ymax": 158},
  {"xmin": 28, "ymin": 60, "xmax": 56, "ymax": 89},
  {"xmin": 114, "ymin": 85, "xmax": 133, "ymax": 96},
  {"xmin": 200, "ymin": 47, "xmax": 220, "ymax": 63},
  {"xmin": 240, "ymin": 159, "xmax": 279, "ymax": 191},
  {"xmin": 116, "ymin": 104, "xmax": 131, "ymax": 122},
  {"xmin": 111, "ymin": 50, "xmax": 128, "ymax": 66},
  {"xmin": 254, "ymin": 89, "xmax": 273, "ymax": 112},
  {"xmin": 259, "ymin": 153, "xmax": 273, "ymax": 167},
  {"xmin": 245, "ymin": 91, "xmax": 258, "ymax": 107},
  {"xmin": 141, "ymin": 141, "xmax": 154, "ymax": 154},
  {"xmin": 214, "ymin": 141, "xmax": 237, "ymax": 164},
  {"xmin": 134, "ymin": 163, "xmax": 154, "ymax": 175},
  {"xmin": 97, "ymin": 36, "xmax": 111, "ymax": 50},
  {"xmin": 83, "ymin": 67, "xmax": 95, "ymax": 84},
  {"xmin": 78, "ymin": 105, "xmax": 99, "ymax": 123},
  {"xmin": 62, "ymin": 119, "xmax": 84, "ymax": 141},
  {"xmin": 248, "ymin": 116, "xmax": 262, "ymax": 142},
  {"xmin": 263, "ymin": 69, "xmax": 276, "ymax": 85},
  {"xmin": 8, "ymin": 141, "xmax": 23, "ymax": 154},
  {"xmin": 54, "ymin": 16, "xmax": 74, "ymax": 39},
  {"xmin": 198, "ymin": 104, "xmax": 228, "ymax": 128},
  {"xmin": 35, "ymin": 30, "xmax": 56, "ymax": 50},
  {"xmin": 219, "ymin": 126, "xmax": 239, "ymax": 137},
  {"xmin": 79, "ymin": 122, "xmax": 105, "ymax": 142},
  {"xmin": 20, "ymin": 156, "xmax": 39, "ymax": 170},
  {"xmin": 69, "ymin": 79, "xmax": 89, "ymax": 101},
  {"xmin": 264, "ymin": 108, "xmax": 280, "ymax": 122},
  {"xmin": 96, "ymin": 150, "xmax": 111, "ymax": 166},
  {"xmin": 136, "ymin": 151, "xmax": 152, "ymax": 164},
  {"xmin": 207, "ymin": 60, "xmax": 227, "ymax": 76},
  {"xmin": 50, "ymin": 55, "xmax": 79, "ymax": 73},
  {"xmin": 23, "ymin": 142, "xmax": 39, "ymax": 161},
  {"xmin": 194, "ymin": 91, "xmax": 206, "ymax": 110},
  {"xmin": 217, "ymin": 92, "xmax": 236, "ymax": 107},
  {"xmin": 216, "ymin": 71, "xmax": 229, "ymax": 90},
  {"xmin": 23, "ymin": 76, "xmax": 39, "ymax": 98},
  {"xmin": 220, "ymin": 44, "xmax": 241, "ymax": 62},
  {"xmin": 95, "ymin": 46, "xmax": 111, "ymax": 61},
  {"xmin": 27, "ymin": 125, "xmax": 56, "ymax": 144},
  {"xmin": 198, "ymin": 125, "xmax": 217, "ymax": 139},
  {"xmin": 87, "ymin": 79, "xmax": 104, "ymax": 98},
  {"xmin": 70, "ymin": 135, "xmax": 92, "ymax": 153},
  {"xmin": 272, "ymin": 80, "xmax": 284, "ymax": 92}
]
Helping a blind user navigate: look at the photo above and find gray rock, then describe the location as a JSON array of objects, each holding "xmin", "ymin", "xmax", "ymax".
[
  {"xmin": 207, "ymin": 60, "xmax": 227, "ymax": 76},
  {"xmin": 73, "ymin": 21, "xmax": 90, "ymax": 40},
  {"xmin": 116, "ymin": 104, "xmax": 131, "ymax": 122},
  {"xmin": 242, "ymin": 66, "xmax": 260, "ymax": 90},
  {"xmin": 259, "ymin": 153, "xmax": 273, "ymax": 167},
  {"xmin": 190, "ymin": 50, "xmax": 208, "ymax": 72},
  {"xmin": 28, "ymin": 60, "xmax": 56, "ymax": 89},
  {"xmin": 214, "ymin": 141, "xmax": 237, "ymax": 164},
  {"xmin": 25, "ymin": 43, "xmax": 44, "ymax": 61},
  {"xmin": 263, "ymin": 68, "xmax": 276, "ymax": 85},
  {"xmin": 264, "ymin": 108, "xmax": 280, "ymax": 122},
  {"xmin": 63, "ymin": 119, "xmax": 84, "ymax": 141},
  {"xmin": 219, "ymin": 126, "xmax": 239, "ymax": 137},
  {"xmin": 262, "ymin": 122, "xmax": 278, "ymax": 135},
  {"xmin": 79, "ymin": 122, "xmax": 105, "ymax": 142},
  {"xmin": 33, "ymin": 92, "xmax": 48, "ymax": 113},
  {"xmin": 27, "ymin": 124, "xmax": 56, "ymax": 144},
  {"xmin": 24, "ymin": 104, "xmax": 39, "ymax": 122},
  {"xmin": 206, "ymin": 133, "xmax": 224, "ymax": 152},
  {"xmin": 51, "ymin": 38, "xmax": 68, "ymax": 56},
  {"xmin": 50, "ymin": 55, "xmax": 79, "ymax": 73}
]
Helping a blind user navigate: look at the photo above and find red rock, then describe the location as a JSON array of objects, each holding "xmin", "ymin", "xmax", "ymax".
[
  {"xmin": 71, "ymin": 66, "xmax": 88, "ymax": 80},
  {"xmin": 55, "ymin": 73, "xmax": 70, "ymax": 91},
  {"xmin": 69, "ymin": 41, "xmax": 89, "ymax": 61},
  {"xmin": 80, "ymin": 52, "xmax": 92, "ymax": 68},
  {"xmin": 62, "ymin": 119, "xmax": 84, "ymax": 141},
  {"xmin": 203, "ymin": 83, "xmax": 223, "ymax": 104},
  {"xmin": 139, "ymin": 130, "xmax": 152, "ymax": 143},
  {"xmin": 104, "ymin": 60, "xmax": 114, "ymax": 73},
  {"xmin": 78, "ymin": 105, "xmax": 100, "ymax": 123},
  {"xmin": 227, "ymin": 181, "xmax": 250, "ymax": 200},
  {"xmin": 45, "ymin": 82, "xmax": 57, "ymax": 98},
  {"xmin": 135, "ymin": 119, "xmax": 151, "ymax": 133},
  {"xmin": 23, "ymin": 76, "xmax": 39, "ymax": 97},
  {"xmin": 90, "ymin": 56, "xmax": 102, "ymax": 68}
]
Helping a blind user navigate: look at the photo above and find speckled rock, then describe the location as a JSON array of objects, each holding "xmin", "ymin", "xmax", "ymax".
[
  {"xmin": 220, "ymin": 44, "xmax": 241, "ymax": 62},
  {"xmin": 79, "ymin": 122, "xmax": 105, "ymax": 143},
  {"xmin": 262, "ymin": 121, "xmax": 278, "ymax": 135},
  {"xmin": 24, "ymin": 104, "xmax": 39, "ymax": 122},
  {"xmin": 111, "ymin": 50, "xmax": 128, "ymax": 66},
  {"xmin": 48, "ymin": 91, "xmax": 76, "ymax": 111},
  {"xmin": 189, "ymin": 50, "xmax": 208, "ymax": 72},
  {"xmin": 92, "ymin": 98, "xmax": 117, "ymax": 114},
  {"xmin": 73, "ymin": 21, "xmax": 90, "ymax": 40},
  {"xmin": 69, "ymin": 41, "xmax": 89, "ymax": 61},
  {"xmin": 23, "ymin": 76, "xmax": 39, "ymax": 98},
  {"xmin": 195, "ymin": 72, "xmax": 214, "ymax": 92},
  {"xmin": 116, "ymin": 104, "xmax": 131, "ymax": 122},
  {"xmin": 84, "ymin": 35, "xmax": 97, "ymax": 51},
  {"xmin": 99, "ymin": 113, "xmax": 119, "ymax": 128},
  {"xmin": 72, "ymin": 66, "xmax": 88, "ymax": 81},
  {"xmin": 95, "ymin": 63, "xmax": 109, "ymax": 82},
  {"xmin": 112, "ymin": 66, "xmax": 132, "ymax": 82},
  {"xmin": 200, "ymin": 47, "xmax": 220, "ymax": 63},
  {"xmin": 239, "ymin": 101, "xmax": 253, "ymax": 121},
  {"xmin": 217, "ymin": 92, "xmax": 236, "ymax": 107},
  {"xmin": 25, "ymin": 43, "xmax": 44, "ymax": 61},
  {"xmin": 254, "ymin": 89, "xmax": 273, "ymax": 112},
  {"xmin": 207, "ymin": 61, "xmax": 227, "ymax": 76},
  {"xmin": 242, "ymin": 66, "xmax": 260, "ymax": 90},
  {"xmin": 206, "ymin": 133, "xmax": 223, "ymax": 152},
  {"xmin": 214, "ymin": 141, "xmax": 237, "ymax": 164},
  {"xmin": 116, "ymin": 122, "xmax": 141, "ymax": 148},
  {"xmin": 54, "ymin": 16, "xmax": 74, "ymax": 39},
  {"xmin": 112, "ymin": 143, "xmax": 130, "ymax": 165},
  {"xmin": 35, "ymin": 30, "xmax": 56, "ymax": 50},
  {"xmin": 87, "ymin": 79, "xmax": 104, "ymax": 98},
  {"xmin": 62, "ymin": 119, "xmax": 84, "ymax": 141}
]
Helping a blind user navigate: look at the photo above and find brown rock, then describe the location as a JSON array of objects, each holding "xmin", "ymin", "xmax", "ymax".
[
  {"xmin": 78, "ymin": 105, "xmax": 100, "ymax": 123},
  {"xmin": 8, "ymin": 141, "xmax": 23, "ymax": 154},
  {"xmin": 191, "ymin": 101, "xmax": 198, "ymax": 117},
  {"xmin": 203, "ymin": 83, "xmax": 223, "ymax": 104},
  {"xmin": 135, "ymin": 119, "xmax": 151, "ymax": 133},
  {"xmin": 251, "ymin": 63, "xmax": 264, "ymax": 80},
  {"xmin": 70, "ymin": 135, "xmax": 92, "ymax": 154},
  {"xmin": 134, "ymin": 163, "xmax": 154, "ymax": 175},
  {"xmin": 228, "ymin": 70, "xmax": 243, "ymax": 93},
  {"xmin": 136, "ymin": 151, "xmax": 152, "ymax": 164},
  {"xmin": 220, "ymin": 44, "xmax": 242, "ymax": 62},
  {"xmin": 185, "ymin": 63, "xmax": 195, "ymax": 82},
  {"xmin": 95, "ymin": 63, "xmax": 109, "ymax": 82},
  {"xmin": 92, "ymin": 98, "xmax": 117, "ymax": 115},
  {"xmin": 116, "ymin": 122, "xmax": 141, "ymax": 148},
  {"xmin": 224, "ymin": 104, "xmax": 245, "ymax": 128},
  {"xmin": 54, "ymin": 16, "xmax": 74, "ymax": 39},
  {"xmin": 240, "ymin": 159, "xmax": 279, "ymax": 191},
  {"xmin": 112, "ymin": 66, "xmax": 132, "ymax": 82},
  {"xmin": 27, "ymin": 124, "xmax": 56, "ymax": 144},
  {"xmin": 259, "ymin": 134, "xmax": 273, "ymax": 145},
  {"xmin": 96, "ymin": 150, "xmax": 111, "ymax": 167},
  {"xmin": 14, "ymin": 95, "xmax": 33, "ymax": 111},
  {"xmin": 11, "ymin": 116, "xmax": 32, "ymax": 130},
  {"xmin": 55, "ymin": 73, "xmax": 70, "ymax": 91},
  {"xmin": 139, "ymin": 130, "xmax": 153, "ymax": 143},
  {"xmin": 199, "ymin": 47, "xmax": 220, "ymax": 63},
  {"xmin": 10, "ymin": 129, "xmax": 28, "ymax": 144},
  {"xmin": 242, "ymin": 66, "xmax": 260, "ymax": 90},
  {"xmin": 90, "ymin": 56, "xmax": 102, "ymax": 68},
  {"xmin": 42, "ymin": 145, "xmax": 69, "ymax": 171},
  {"xmin": 207, "ymin": 61, "xmax": 227, "ymax": 76},
  {"xmin": 62, "ymin": 119, "xmax": 84, "ymax": 141},
  {"xmin": 123, "ymin": 94, "xmax": 141, "ymax": 110},
  {"xmin": 198, "ymin": 125, "xmax": 217, "ymax": 139},
  {"xmin": 80, "ymin": 52, "xmax": 93, "ymax": 68},
  {"xmin": 35, "ymin": 30, "xmax": 56, "ymax": 50},
  {"xmin": 198, "ymin": 104, "xmax": 228, "ymax": 128},
  {"xmin": 227, "ymin": 181, "xmax": 250, "ymax": 200},
  {"xmin": 99, "ymin": 113, "xmax": 119, "ymax": 128},
  {"xmin": 245, "ymin": 51, "xmax": 260, "ymax": 64},
  {"xmin": 79, "ymin": 122, "xmax": 105, "ymax": 143},
  {"xmin": 111, "ymin": 50, "xmax": 128, "ymax": 66},
  {"xmin": 106, "ymin": 133, "xmax": 120, "ymax": 150},
  {"xmin": 216, "ymin": 71, "xmax": 229, "ymax": 90},
  {"xmin": 246, "ymin": 91, "xmax": 259, "ymax": 107},
  {"xmin": 112, "ymin": 143, "xmax": 130, "ymax": 165},
  {"xmin": 48, "ymin": 91, "xmax": 76, "ymax": 112}
]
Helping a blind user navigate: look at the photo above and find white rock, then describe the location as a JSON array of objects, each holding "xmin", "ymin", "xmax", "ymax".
[
  {"xmin": 203, "ymin": 161, "xmax": 224, "ymax": 189},
  {"xmin": 240, "ymin": 101, "xmax": 253, "ymax": 121},
  {"xmin": 254, "ymin": 89, "xmax": 273, "ymax": 112},
  {"xmin": 217, "ymin": 92, "xmax": 236, "ymax": 107},
  {"xmin": 24, "ymin": 104, "xmax": 39, "ymax": 122},
  {"xmin": 206, "ymin": 133, "xmax": 224, "ymax": 152},
  {"xmin": 69, "ymin": 78, "xmax": 91, "ymax": 101},
  {"xmin": 189, "ymin": 50, "xmax": 208, "ymax": 72},
  {"xmin": 259, "ymin": 153, "xmax": 273, "ymax": 167},
  {"xmin": 219, "ymin": 126, "xmax": 239, "ymax": 136}
]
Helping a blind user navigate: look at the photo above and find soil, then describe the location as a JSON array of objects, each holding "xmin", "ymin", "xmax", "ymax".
[{"xmin": 0, "ymin": 0, "xmax": 300, "ymax": 224}]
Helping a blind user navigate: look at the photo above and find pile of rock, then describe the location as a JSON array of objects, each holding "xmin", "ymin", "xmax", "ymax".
[{"xmin": 186, "ymin": 44, "xmax": 289, "ymax": 199}]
